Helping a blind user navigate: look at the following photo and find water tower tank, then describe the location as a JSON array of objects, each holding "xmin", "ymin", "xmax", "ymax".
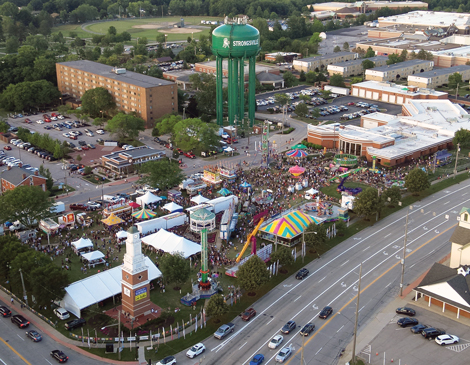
[{"xmin": 212, "ymin": 22, "xmax": 260, "ymax": 58}]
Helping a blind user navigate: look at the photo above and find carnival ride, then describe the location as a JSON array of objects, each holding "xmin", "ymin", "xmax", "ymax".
[
  {"xmin": 337, "ymin": 175, "xmax": 362, "ymax": 195},
  {"xmin": 236, "ymin": 210, "xmax": 269, "ymax": 263}
]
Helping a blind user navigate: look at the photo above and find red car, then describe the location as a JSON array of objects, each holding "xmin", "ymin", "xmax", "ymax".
[
  {"xmin": 227, "ymin": 138, "xmax": 238, "ymax": 144},
  {"xmin": 69, "ymin": 204, "xmax": 88, "ymax": 211},
  {"xmin": 44, "ymin": 118, "xmax": 51, "ymax": 123},
  {"xmin": 24, "ymin": 118, "xmax": 32, "ymax": 123},
  {"xmin": 4, "ymin": 146, "xmax": 12, "ymax": 150},
  {"xmin": 241, "ymin": 308, "xmax": 256, "ymax": 321},
  {"xmin": 51, "ymin": 113, "xmax": 58, "ymax": 117},
  {"xmin": 347, "ymin": 102, "xmax": 355, "ymax": 106},
  {"xmin": 81, "ymin": 145, "xmax": 89, "ymax": 150},
  {"xmin": 184, "ymin": 152, "xmax": 196, "ymax": 159},
  {"xmin": 176, "ymin": 148, "xmax": 183, "ymax": 155}
]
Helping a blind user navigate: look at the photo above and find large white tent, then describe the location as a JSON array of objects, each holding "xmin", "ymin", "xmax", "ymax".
[
  {"xmin": 62, "ymin": 257, "xmax": 161, "ymax": 318},
  {"xmin": 191, "ymin": 195, "xmax": 209, "ymax": 205},
  {"xmin": 81, "ymin": 250, "xmax": 105, "ymax": 262},
  {"xmin": 116, "ymin": 230, "xmax": 127, "ymax": 239},
  {"xmin": 71, "ymin": 237, "xmax": 93, "ymax": 251},
  {"xmin": 141, "ymin": 229, "xmax": 200, "ymax": 258},
  {"xmin": 136, "ymin": 191, "xmax": 162, "ymax": 206},
  {"xmin": 163, "ymin": 202, "xmax": 183, "ymax": 213}
]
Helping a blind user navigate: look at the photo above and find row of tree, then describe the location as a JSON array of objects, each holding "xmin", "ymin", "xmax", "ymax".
[{"xmin": 15, "ymin": 127, "xmax": 71, "ymax": 159}]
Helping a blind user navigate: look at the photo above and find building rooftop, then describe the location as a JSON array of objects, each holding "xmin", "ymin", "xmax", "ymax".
[
  {"xmin": 353, "ymin": 80, "xmax": 447, "ymax": 97},
  {"xmin": 101, "ymin": 146, "xmax": 166, "ymax": 168},
  {"xmin": 358, "ymin": 36, "xmax": 462, "ymax": 53},
  {"xmin": 195, "ymin": 60, "xmax": 276, "ymax": 73},
  {"xmin": 378, "ymin": 11, "xmax": 470, "ymax": 30},
  {"xmin": 1, "ymin": 166, "xmax": 46, "ymax": 186},
  {"xmin": 409, "ymin": 65, "xmax": 470, "ymax": 79},
  {"xmin": 257, "ymin": 72, "xmax": 284, "ymax": 82},
  {"xmin": 330, "ymin": 56, "xmax": 388, "ymax": 68},
  {"xmin": 295, "ymin": 52, "xmax": 355, "ymax": 63},
  {"xmin": 367, "ymin": 59, "xmax": 432, "ymax": 73},
  {"xmin": 58, "ymin": 60, "xmax": 174, "ymax": 89}
]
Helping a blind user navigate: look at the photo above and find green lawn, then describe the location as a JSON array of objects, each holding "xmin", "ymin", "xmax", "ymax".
[{"xmin": 51, "ymin": 24, "xmax": 94, "ymax": 39}]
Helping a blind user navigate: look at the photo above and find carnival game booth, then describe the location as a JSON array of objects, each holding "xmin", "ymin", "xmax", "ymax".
[
  {"xmin": 71, "ymin": 237, "xmax": 94, "ymax": 254},
  {"xmin": 167, "ymin": 189, "xmax": 182, "ymax": 201},
  {"xmin": 191, "ymin": 195, "xmax": 209, "ymax": 205},
  {"xmin": 219, "ymin": 164, "xmax": 237, "ymax": 182},
  {"xmin": 259, "ymin": 210, "xmax": 314, "ymax": 247},
  {"xmin": 202, "ymin": 165, "xmax": 223, "ymax": 186},
  {"xmin": 101, "ymin": 213, "xmax": 125, "ymax": 227},
  {"xmin": 187, "ymin": 182, "xmax": 208, "ymax": 196},
  {"xmin": 163, "ymin": 201, "xmax": 183, "ymax": 213},
  {"xmin": 62, "ymin": 257, "xmax": 161, "ymax": 318},
  {"xmin": 141, "ymin": 229, "xmax": 201, "ymax": 258},
  {"xmin": 135, "ymin": 212, "xmax": 187, "ymax": 235},
  {"xmin": 81, "ymin": 250, "xmax": 106, "ymax": 267},
  {"xmin": 103, "ymin": 201, "xmax": 132, "ymax": 217}
]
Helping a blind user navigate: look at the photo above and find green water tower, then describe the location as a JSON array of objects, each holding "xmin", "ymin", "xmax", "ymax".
[{"xmin": 212, "ymin": 17, "xmax": 260, "ymax": 127}]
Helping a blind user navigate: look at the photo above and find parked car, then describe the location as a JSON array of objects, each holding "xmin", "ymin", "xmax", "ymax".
[
  {"xmin": 186, "ymin": 343, "xmax": 205, "ymax": 358},
  {"xmin": 64, "ymin": 317, "xmax": 86, "ymax": 330},
  {"xmin": 421, "ymin": 328, "xmax": 445, "ymax": 339},
  {"xmin": 11, "ymin": 314, "xmax": 30, "ymax": 328},
  {"xmin": 300, "ymin": 323, "xmax": 315, "ymax": 336},
  {"xmin": 87, "ymin": 144, "xmax": 96, "ymax": 149},
  {"xmin": 0, "ymin": 306, "xmax": 12, "ymax": 317},
  {"xmin": 50, "ymin": 350, "xmax": 68, "ymax": 363},
  {"xmin": 156, "ymin": 356, "xmax": 176, "ymax": 365},
  {"xmin": 281, "ymin": 321, "xmax": 296, "ymax": 334},
  {"xmin": 435, "ymin": 334, "xmax": 459, "ymax": 345},
  {"xmin": 397, "ymin": 317, "xmax": 419, "ymax": 328},
  {"xmin": 26, "ymin": 330, "xmax": 42, "ymax": 342},
  {"xmin": 3, "ymin": 146, "xmax": 11, "ymax": 150},
  {"xmin": 410, "ymin": 324, "xmax": 428, "ymax": 334},
  {"xmin": 241, "ymin": 308, "xmax": 256, "ymax": 321},
  {"xmin": 396, "ymin": 307, "xmax": 416, "ymax": 316},
  {"xmin": 319, "ymin": 306, "xmax": 333, "ymax": 319},
  {"xmin": 70, "ymin": 204, "xmax": 88, "ymax": 211},
  {"xmin": 87, "ymin": 201, "xmax": 101, "ymax": 209},
  {"xmin": 96, "ymin": 129, "xmax": 105, "ymax": 135},
  {"xmin": 268, "ymin": 335, "xmax": 284, "ymax": 349},
  {"xmin": 275, "ymin": 347, "xmax": 292, "ymax": 363},
  {"xmin": 53, "ymin": 308, "xmax": 70, "ymax": 320},
  {"xmin": 295, "ymin": 268, "xmax": 309, "ymax": 280}
]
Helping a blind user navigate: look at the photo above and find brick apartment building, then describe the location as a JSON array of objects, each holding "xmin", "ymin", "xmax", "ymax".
[
  {"xmin": 1, "ymin": 166, "xmax": 47, "ymax": 193},
  {"xmin": 365, "ymin": 59, "xmax": 434, "ymax": 82},
  {"xmin": 56, "ymin": 60, "xmax": 177, "ymax": 129},
  {"xmin": 293, "ymin": 52, "xmax": 358, "ymax": 73},
  {"xmin": 327, "ymin": 56, "xmax": 388, "ymax": 78},
  {"xmin": 408, "ymin": 65, "xmax": 470, "ymax": 89}
]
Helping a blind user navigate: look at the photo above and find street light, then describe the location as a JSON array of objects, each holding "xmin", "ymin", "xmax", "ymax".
[
  {"xmin": 400, "ymin": 205, "xmax": 413, "ymax": 296},
  {"xmin": 302, "ymin": 230, "xmax": 317, "ymax": 263}
]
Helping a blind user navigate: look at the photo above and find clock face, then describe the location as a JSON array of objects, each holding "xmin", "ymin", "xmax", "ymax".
[
  {"xmin": 123, "ymin": 287, "xmax": 130, "ymax": 297},
  {"xmin": 125, "ymin": 275, "xmax": 129, "ymax": 280},
  {"xmin": 134, "ymin": 233, "xmax": 139, "ymax": 239}
]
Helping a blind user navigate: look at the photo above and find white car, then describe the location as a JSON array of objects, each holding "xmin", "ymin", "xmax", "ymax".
[
  {"xmin": 96, "ymin": 129, "xmax": 105, "ymax": 135},
  {"xmin": 275, "ymin": 346, "xmax": 292, "ymax": 362},
  {"xmin": 69, "ymin": 131, "xmax": 78, "ymax": 136},
  {"xmin": 87, "ymin": 201, "xmax": 101, "ymax": 209},
  {"xmin": 51, "ymin": 116, "xmax": 58, "ymax": 121},
  {"xmin": 186, "ymin": 343, "xmax": 205, "ymax": 358},
  {"xmin": 435, "ymin": 334, "xmax": 459, "ymax": 345},
  {"xmin": 58, "ymin": 115, "xmax": 64, "ymax": 119},
  {"xmin": 36, "ymin": 120, "xmax": 44, "ymax": 124},
  {"xmin": 63, "ymin": 133, "xmax": 70, "ymax": 138},
  {"xmin": 268, "ymin": 335, "xmax": 284, "ymax": 349},
  {"xmin": 53, "ymin": 308, "xmax": 70, "ymax": 320}
]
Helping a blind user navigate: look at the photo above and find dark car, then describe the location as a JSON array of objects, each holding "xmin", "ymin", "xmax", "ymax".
[
  {"xmin": 319, "ymin": 306, "xmax": 333, "ymax": 319},
  {"xmin": 0, "ymin": 306, "xmax": 12, "ymax": 317},
  {"xmin": 157, "ymin": 355, "xmax": 176, "ymax": 365},
  {"xmin": 69, "ymin": 204, "xmax": 88, "ymax": 211},
  {"xmin": 281, "ymin": 320, "xmax": 296, "ymax": 334},
  {"xmin": 411, "ymin": 324, "xmax": 428, "ymax": 334},
  {"xmin": 295, "ymin": 268, "xmax": 309, "ymax": 280},
  {"xmin": 396, "ymin": 307, "xmax": 416, "ymax": 316},
  {"xmin": 78, "ymin": 140, "xmax": 86, "ymax": 146},
  {"xmin": 87, "ymin": 143, "xmax": 96, "ymax": 149},
  {"xmin": 51, "ymin": 350, "xmax": 68, "ymax": 363},
  {"xmin": 421, "ymin": 328, "xmax": 445, "ymax": 339},
  {"xmin": 26, "ymin": 330, "xmax": 42, "ymax": 342},
  {"xmin": 65, "ymin": 317, "xmax": 86, "ymax": 330},
  {"xmin": 11, "ymin": 314, "xmax": 30, "ymax": 328},
  {"xmin": 116, "ymin": 193, "xmax": 131, "ymax": 199},
  {"xmin": 300, "ymin": 323, "xmax": 315, "ymax": 336},
  {"xmin": 397, "ymin": 317, "xmax": 419, "ymax": 328},
  {"xmin": 241, "ymin": 308, "xmax": 256, "ymax": 321}
]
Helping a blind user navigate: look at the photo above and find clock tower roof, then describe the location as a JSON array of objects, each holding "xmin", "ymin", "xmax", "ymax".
[{"xmin": 127, "ymin": 226, "xmax": 138, "ymax": 234}]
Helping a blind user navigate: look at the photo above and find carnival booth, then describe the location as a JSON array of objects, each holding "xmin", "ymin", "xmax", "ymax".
[
  {"xmin": 72, "ymin": 237, "xmax": 94, "ymax": 254},
  {"xmin": 81, "ymin": 250, "xmax": 106, "ymax": 267},
  {"xmin": 259, "ymin": 210, "xmax": 314, "ymax": 247},
  {"xmin": 163, "ymin": 202, "xmax": 183, "ymax": 213},
  {"xmin": 136, "ymin": 191, "xmax": 161, "ymax": 206},
  {"xmin": 141, "ymin": 229, "xmax": 201, "ymax": 258},
  {"xmin": 191, "ymin": 195, "xmax": 209, "ymax": 205},
  {"xmin": 101, "ymin": 213, "xmax": 125, "ymax": 227}
]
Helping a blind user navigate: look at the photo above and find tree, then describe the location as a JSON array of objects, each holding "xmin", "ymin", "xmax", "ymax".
[
  {"xmin": 81, "ymin": 87, "xmax": 115, "ymax": 117},
  {"xmin": 57, "ymin": 105, "xmax": 69, "ymax": 116},
  {"xmin": 237, "ymin": 255, "xmax": 269, "ymax": 292},
  {"xmin": 382, "ymin": 186, "xmax": 402, "ymax": 207},
  {"xmin": 0, "ymin": 120, "xmax": 9, "ymax": 133},
  {"xmin": 362, "ymin": 59, "xmax": 375, "ymax": 70},
  {"xmin": 154, "ymin": 114, "xmax": 181, "ymax": 137},
  {"xmin": 38, "ymin": 165, "xmax": 53, "ymax": 191},
  {"xmin": 299, "ymin": 70, "xmax": 306, "ymax": 82},
  {"xmin": 343, "ymin": 42, "xmax": 350, "ymax": 52},
  {"xmin": 416, "ymin": 49, "xmax": 433, "ymax": 60},
  {"xmin": 0, "ymin": 80, "xmax": 60, "ymax": 112},
  {"xmin": 0, "ymin": 186, "xmax": 53, "ymax": 228},
  {"xmin": 283, "ymin": 71, "xmax": 298, "ymax": 88},
  {"xmin": 354, "ymin": 187, "xmax": 382, "ymax": 219},
  {"xmin": 386, "ymin": 53, "xmax": 402, "ymax": 65},
  {"xmin": 365, "ymin": 47, "xmax": 375, "ymax": 58},
  {"xmin": 404, "ymin": 168, "xmax": 430, "ymax": 195},
  {"xmin": 158, "ymin": 252, "xmax": 190, "ymax": 286},
  {"xmin": 189, "ymin": 73, "xmax": 216, "ymax": 120},
  {"xmin": 30, "ymin": 263, "xmax": 68, "ymax": 307},
  {"xmin": 139, "ymin": 160, "xmax": 185, "ymax": 190},
  {"xmin": 399, "ymin": 49, "xmax": 408, "ymax": 62},
  {"xmin": 173, "ymin": 118, "xmax": 220, "ymax": 152},
  {"xmin": 106, "ymin": 113, "xmax": 145, "ymax": 141},
  {"xmin": 333, "ymin": 45, "xmax": 341, "ymax": 53},
  {"xmin": 274, "ymin": 93, "xmax": 290, "ymax": 109},
  {"xmin": 309, "ymin": 32, "xmax": 322, "ymax": 44},
  {"xmin": 448, "ymin": 72, "xmax": 463, "ymax": 89},
  {"xmin": 453, "ymin": 128, "xmax": 470, "ymax": 148},
  {"xmin": 330, "ymin": 74, "xmax": 346, "ymax": 88},
  {"xmin": 206, "ymin": 295, "xmax": 229, "ymax": 318},
  {"xmin": 270, "ymin": 246, "xmax": 294, "ymax": 267},
  {"xmin": 305, "ymin": 71, "xmax": 317, "ymax": 84},
  {"xmin": 5, "ymin": 36, "xmax": 20, "ymax": 53},
  {"xmin": 303, "ymin": 223, "xmax": 327, "ymax": 249},
  {"xmin": 295, "ymin": 103, "xmax": 309, "ymax": 118}
]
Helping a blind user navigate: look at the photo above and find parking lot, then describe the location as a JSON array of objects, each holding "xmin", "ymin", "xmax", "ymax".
[{"xmin": 367, "ymin": 303, "xmax": 470, "ymax": 365}]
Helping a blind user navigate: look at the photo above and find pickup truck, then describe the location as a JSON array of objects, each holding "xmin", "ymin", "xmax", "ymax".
[
  {"xmin": 214, "ymin": 323, "xmax": 234, "ymax": 339},
  {"xmin": 64, "ymin": 318, "xmax": 86, "ymax": 330}
]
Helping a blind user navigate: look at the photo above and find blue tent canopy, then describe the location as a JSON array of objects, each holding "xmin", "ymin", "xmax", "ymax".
[{"xmin": 240, "ymin": 182, "xmax": 251, "ymax": 188}]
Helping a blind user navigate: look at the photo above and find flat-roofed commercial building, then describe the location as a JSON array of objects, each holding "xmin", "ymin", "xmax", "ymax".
[
  {"xmin": 408, "ymin": 65, "xmax": 470, "ymax": 88},
  {"xmin": 293, "ymin": 52, "xmax": 357, "ymax": 73},
  {"xmin": 101, "ymin": 146, "xmax": 166, "ymax": 174},
  {"xmin": 56, "ymin": 60, "xmax": 177, "ymax": 129},
  {"xmin": 327, "ymin": 56, "xmax": 388, "ymax": 78},
  {"xmin": 365, "ymin": 59, "xmax": 433, "ymax": 82},
  {"xmin": 351, "ymin": 80, "xmax": 447, "ymax": 104},
  {"xmin": 307, "ymin": 99, "xmax": 466, "ymax": 166}
]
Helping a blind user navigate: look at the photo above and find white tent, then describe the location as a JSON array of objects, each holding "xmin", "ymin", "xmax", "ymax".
[
  {"xmin": 163, "ymin": 202, "xmax": 183, "ymax": 213},
  {"xmin": 224, "ymin": 146, "xmax": 234, "ymax": 152},
  {"xmin": 191, "ymin": 195, "xmax": 209, "ymax": 205},
  {"xmin": 71, "ymin": 237, "xmax": 93, "ymax": 251},
  {"xmin": 142, "ymin": 229, "xmax": 200, "ymax": 258},
  {"xmin": 81, "ymin": 250, "xmax": 105, "ymax": 262},
  {"xmin": 62, "ymin": 257, "xmax": 161, "ymax": 318},
  {"xmin": 136, "ymin": 191, "xmax": 162, "ymax": 206},
  {"xmin": 116, "ymin": 230, "xmax": 127, "ymax": 239},
  {"xmin": 305, "ymin": 188, "xmax": 319, "ymax": 195}
]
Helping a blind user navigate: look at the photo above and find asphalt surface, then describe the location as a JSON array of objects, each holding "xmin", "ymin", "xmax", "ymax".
[{"xmin": 319, "ymin": 26, "xmax": 370, "ymax": 56}]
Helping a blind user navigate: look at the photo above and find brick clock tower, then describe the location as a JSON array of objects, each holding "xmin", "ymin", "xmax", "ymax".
[{"xmin": 121, "ymin": 226, "xmax": 151, "ymax": 318}]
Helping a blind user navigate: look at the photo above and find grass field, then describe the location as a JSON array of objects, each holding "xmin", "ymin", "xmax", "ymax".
[{"xmin": 52, "ymin": 16, "xmax": 222, "ymax": 42}]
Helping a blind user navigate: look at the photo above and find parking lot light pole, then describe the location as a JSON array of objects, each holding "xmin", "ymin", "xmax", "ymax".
[
  {"xmin": 400, "ymin": 205, "xmax": 412, "ymax": 296},
  {"xmin": 302, "ymin": 231, "xmax": 317, "ymax": 263}
]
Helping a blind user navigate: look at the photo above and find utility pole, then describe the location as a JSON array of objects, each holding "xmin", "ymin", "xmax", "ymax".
[
  {"xmin": 456, "ymin": 82, "xmax": 459, "ymax": 100},
  {"xmin": 351, "ymin": 263, "xmax": 362, "ymax": 365},
  {"xmin": 454, "ymin": 142, "xmax": 460, "ymax": 178},
  {"xmin": 19, "ymin": 269, "xmax": 28, "ymax": 306},
  {"xmin": 400, "ymin": 208, "xmax": 409, "ymax": 296},
  {"xmin": 301, "ymin": 331, "xmax": 305, "ymax": 365}
]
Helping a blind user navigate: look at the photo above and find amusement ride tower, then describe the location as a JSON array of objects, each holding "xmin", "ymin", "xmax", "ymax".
[{"xmin": 212, "ymin": 17, "xmax": 261, "ymax": 127}]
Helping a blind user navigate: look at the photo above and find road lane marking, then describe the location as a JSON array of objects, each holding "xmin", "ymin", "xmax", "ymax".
[
  {"xmin": 359, "ymin": 306, "xmax": 365, "ymax": 312},
  {"xmin": 386, "ymin": 282, "xmax": 392, "ymax": 287},
  {"xmin": 0, "ymin": 358, "xmax": 6, "ymax": 365},
  {"xmin": 319, "ymin": 276, "xmax": 327, "ymax": 283},
  {"xmin": 266, "ymin": 317, "xmax": 275, "ymax": 326},
  {"xmin": 0, "ymin": 337, "xmax": 31, "ymax": 365},
  {"xmin": 337, "ymin": 325, "xmax": 344, "ymax": 333},
  {"xmin": 282, "ymin": 223, "xmax": 457, "ymax": 365},
  {"xmin": 239, "ymin": 342, "xmax": 247, "ymax": 350},
  {"xmin": 444, "ymin": 201, "xmax": 450, "ymax": 205},
  {"xmin": 384, "ymin": 233, "xmax": 391, "ymax": 238},
  {"xmin": 340, "ymin": 260, "xmax": 349, "ymax": 267},
  {"xmin": 315, "ymin": 347, "xmax": 322, "ymax": 355},
  {"xmin": 294, "ymin": 296, "xmax": 301, "ymax": 302},
  {"xmin": 362, "ymin": 246, "xmax": 370, "ymax": 252},
  {"xmin": 16, "ymin": 334, "xmax": 24, "ymax": 341},
  {"xmin": 44, "ymin": 359, "xmax": 53, "ymax": 365}
]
